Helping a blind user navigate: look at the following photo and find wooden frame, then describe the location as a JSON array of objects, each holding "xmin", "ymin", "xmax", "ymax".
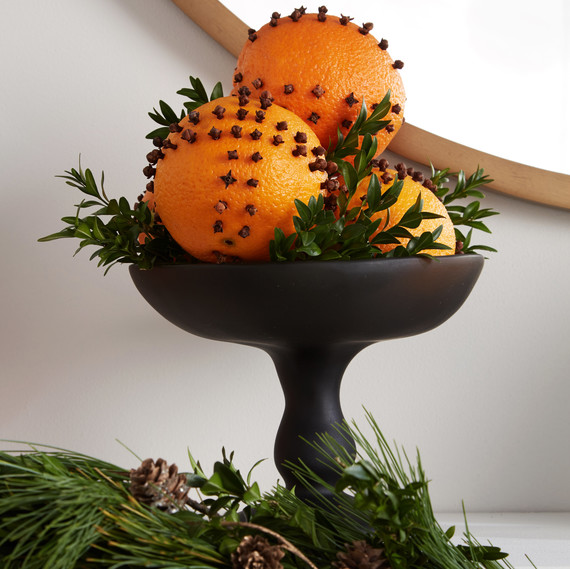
[{"xmin": 172, "ymin": 0, "xmax": 570, "ymax": 210}]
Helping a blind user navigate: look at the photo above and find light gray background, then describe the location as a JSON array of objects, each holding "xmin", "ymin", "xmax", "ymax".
[{"xmin": 1, "ymin": 0, "xmax": 569, "ymax": 513}]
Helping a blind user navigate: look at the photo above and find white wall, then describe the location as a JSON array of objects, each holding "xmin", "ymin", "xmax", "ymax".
[{"xmin": 1, "ymin": 0, "xmax": 569, "ymax": 513}]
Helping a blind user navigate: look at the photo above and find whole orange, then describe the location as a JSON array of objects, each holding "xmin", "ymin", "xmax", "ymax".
[
  {"xmin": 233, "ymin": 9, "xmax": 405, "ymax": 153},
  {"xmin": 152, "ymin": 95, "xmax": 327, "ymax": 263},
  {"xmin": 349, "ymin": 168, "xmax": 456, "ymax": 256}
]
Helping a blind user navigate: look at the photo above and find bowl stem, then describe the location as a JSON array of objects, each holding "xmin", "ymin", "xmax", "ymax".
[{"xmin": 268, "ymin": 342, "xmax": 368, "ymax": 499}]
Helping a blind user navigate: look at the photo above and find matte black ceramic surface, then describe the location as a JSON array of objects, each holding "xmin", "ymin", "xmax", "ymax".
[{"xmin": 130, "ymin": 255, "xmax": 483, "ymax": 497}]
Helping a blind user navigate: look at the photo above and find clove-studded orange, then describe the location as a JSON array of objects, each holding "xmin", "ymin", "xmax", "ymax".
[
  {"xmin": 348, "ymin": 166, "xmax": 456, "ymax": 256},
  {"xmin": 233, "ymin": 8, "xmax": 406, "ymax": 153},
  {"xmin": 152, "ymin": 95, "xmax": 327, "ymax": 263}
]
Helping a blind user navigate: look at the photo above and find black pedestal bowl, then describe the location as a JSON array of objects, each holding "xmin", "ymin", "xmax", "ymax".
[{"xmin": 130, "ymin": 255, "xmax": 483, "ymax": 498}]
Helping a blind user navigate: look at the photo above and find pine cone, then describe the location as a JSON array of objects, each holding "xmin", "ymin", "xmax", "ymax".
[
  {"xmin": 232, "ymin": 535, "xmax": 284, "ymax": 569},
  {"xmin": 333, "ymin": 540, "xmax": 390, "ymax": 569},
  {"xmin": 129, "ymin": 458, "xmax": 189, "ymax": 513}
]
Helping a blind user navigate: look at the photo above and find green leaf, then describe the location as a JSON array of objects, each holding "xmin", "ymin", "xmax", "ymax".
[
  {"xmin": 365, "ymin": 174, "xmax": 382, "ymax": 212},
  {"xmin": 210, "ymin": 81, "xmax": 224, "ymax": 101},
  {"xmin": 295, "ymin": 199, "xmax": 313, "ymax": 224},
  {"xmin": 91, "ymin": 217, "xmax": 106, "ymax": 241},
  {"xmin": 37, "ymin": 228, "xmax": 77, "ymax": 242},
  {"xmin": 190, "ymin": 75, "xmax": 209, "ymax": 102},
  {"xmin": 297, "ymin": 242, "xmax": 322, "ymax": 257},
  {"xmin": 242, "ymin": 482, "xmax": 261, "ymax": 503},
  {"xmin": 74, "ymin": 223, "xmax": 92, "ymax": 239},
  {"xmin": 159, "ymin": 100, "xmax": 181, "ymax": 124},
  {"xmin": 212, "ymin": 462, "xmax": 246, "ymax": 496},
  {"xmin": 336, "ymin": 161, "xmax": 358, "ymax": 195},
  {"xmin": 83, "ymin": 169, "xmax": 100, "ymax": 198},
  {"xmin": 145, "ymin": 126, "xmax": 170, "ymax": 140},
  {"xmin": 341, "ymin": 223, "xmax": 366, "ymax": 240},
  {"xmin": 300, "ymin": 231, "xmax": 316, "ymax": 247}
]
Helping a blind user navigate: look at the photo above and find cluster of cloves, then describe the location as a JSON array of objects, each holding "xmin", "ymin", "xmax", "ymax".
[{"xmin": 366, "ymin": 158, "xmax": 441, "ymax": 198}]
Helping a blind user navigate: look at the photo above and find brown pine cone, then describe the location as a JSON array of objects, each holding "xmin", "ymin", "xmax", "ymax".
[
  {"xmin": 333, "ymin": 540, "xmax": 390, "ymax": 569},
  {"xmin": 129, "ymin": 458, "xmax": 189, "ymax": 513},
  {"xmin": 232, "ymin": 535, "xmax": 284, "ymax": 569}
]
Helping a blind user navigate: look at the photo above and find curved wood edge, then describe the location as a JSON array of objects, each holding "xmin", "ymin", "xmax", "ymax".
[
  {"xmin": 390, "ymin": 123, "xmax": 570, "ymax": 210},
  {"xmin": 172, "ymin": 0, "xmax": 570, "ymax": 210},
  {"xmin": 172, "ymin": 0, "xmax": 247, "ymax": 59}
]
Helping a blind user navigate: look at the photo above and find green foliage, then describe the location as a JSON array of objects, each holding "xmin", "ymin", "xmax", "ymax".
[
  {"xmin": 283, "ymin": 411, "xmax": 514, "ymax": 569},
  {"xmin": 1, "ymin": 416, "xmax": 517, "ymax": 569},
  {"xmin": 147, "ymin": 76, "xmax": 224, "ymax": 140},
  {"xmin": 328, "ymin": 94, "xmax": 392, "ymax": 160},
  {"xmin": 430, "ymin": 166, "xmax": 499, "ymax": 255},
  {"xmin": 0, "ymin": 447, "xmax": 127, "ymax": 568},
  {"xmin": 38, "ymin": 160, "xmax": 191, "ymax": 272},
  {"xmin": 270, "ymin": 120, "xmax": 452, "ymax": 262},
  {"xmin": 41, "ymin": 77, "xmax": 498, "ymax": 272}
]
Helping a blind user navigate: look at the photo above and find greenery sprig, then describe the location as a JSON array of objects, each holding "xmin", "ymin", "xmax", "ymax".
[
  {"xmin": 271, "ymin": 99, "xmax": 455, "ymax": 262},
  {"xmin": 147, "ymin": 76, "xmax": 224, "ymax": 140},
  {"xmin": 0, "ymin": 415, "xmax": 517, "ymax": 569},
  {"xmin": 270, "ymin": 96, "xmax": 499, "ymax": 262},
  {"xmin": 328, "ymin": 92, "xmax": 393, "ymax": 160},
  {"xmin": 38, "ymin": 161, "xmax": 190, "ymax": 272},
  {"xmin": 430, "ymin": 166, "xmax": 499, "ymax": 255},
  {"xmin": 40, "ymin": 76, "xmax": 498, "ymax": 270}
]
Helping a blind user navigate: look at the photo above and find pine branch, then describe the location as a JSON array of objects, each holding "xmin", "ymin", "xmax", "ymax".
[{"xmin": 1, "ymin": 415, "xmax": 520, "ymax": 569}]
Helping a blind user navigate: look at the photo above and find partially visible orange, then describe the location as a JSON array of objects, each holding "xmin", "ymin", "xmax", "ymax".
[
  {"xmin": 233, "ymin": 9, "xmax": 405, "ymax": 153},
  {"xmin": 152, "ymin": 95, "xmax": 327, "ymax": 263},
  {"xmin": 348, "ymin": 167, "xmax": 455, "ymax": 256}
]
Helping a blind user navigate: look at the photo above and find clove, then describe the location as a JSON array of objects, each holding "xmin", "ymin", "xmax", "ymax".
[
  {"xmin": 220, "ymin": 170, "xmax": 237, "ymax": 188},
  {"xmin": 212, "ymin": 105, "xmax": 226, "ymax": 119},
  {"xmin": 208, "ymin": 127, "xmax": 222, "ymax": 140},
  {"xmin": 214, "ymin": 200, "xmax": 228, "ymax": 214},
  {"xmin": 181, "ymin": 129, "xmax": 197, "ymax": 143},
  {"xmin": 359, "ymin": 22, "xmax": 373, "ymax": 35},
  {"xmin": 345, "ymin": 92, "xmax": 359, "ymax": 107},
  {"xmin": 294, "ymin": 131, "xmax": 308, "ymax": 143},
  {"xmin": 312, "ymin": 85, "xmax": 325, "ymax": 98},
  {"xmin": 292, "ymin": 144, "xmax": 307, "ymax": 157}
]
